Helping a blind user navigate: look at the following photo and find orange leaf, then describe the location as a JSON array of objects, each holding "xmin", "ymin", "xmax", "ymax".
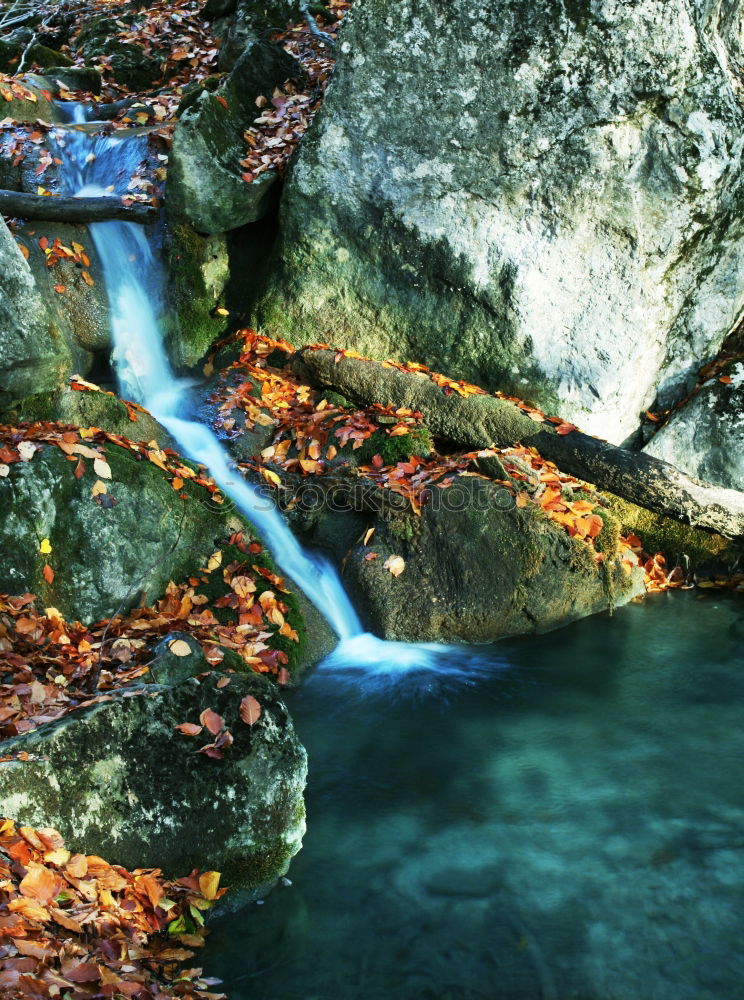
[
  {"xmin": 81, "ymin": 269, "xmax": 94, "ymax": 286},
  {"xmin": 19, "ymin": 863, "xmax": 60, "ymax": 903},
  {"xmin": 719, "ymin": 375, "xmax": 733, "ymax": 384},
  {"xmin": 175, "ymin": 722, "xmax": 203, "ymax": 737},
  {"xmin": 53, "ymin": 283, "xmax": 65, "ymax": 293},
  {"xmin": 215, "ymin": 95, "xmax": 228, "ymax": 109},
  {"xmin": 42, "ymin": 563, "xmax": 54, "ymax": 584},
  {"xmin": 555, "ymin": 422, "xmax": 578, "ymax": 435},
  {"xmin": 199, "ymin": 708, "xmax": 224, "ymax": 735},
  {"xmin": 239, "ymin": 695, "xmax": 261, "ymax": 726}
]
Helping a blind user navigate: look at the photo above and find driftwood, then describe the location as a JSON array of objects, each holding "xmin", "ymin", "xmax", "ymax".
[
  {"xmin": 0, "ymin": 189, "xmax": 158, "ymax": 224},
  {"xmin": 294, "ymin": 347, "xmax": 744, "ymax": 542}
]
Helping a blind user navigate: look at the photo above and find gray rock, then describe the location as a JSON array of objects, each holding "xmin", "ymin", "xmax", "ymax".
[
  {"xmin": 45, "ymin": 66, "xmax": 102, "ymax": 95},
  {"xmin": 0, "ymin": 218, "xmax": 75, "ymax": 407},
  {"xmin": 167, "ymin": 39, "xmax": 300, "ymax": 234},
  {"xmin": 257, "ymin": 0, "xmax": 744, "ymax": 444},
  {"xmin": 0, "ymin": 671, "xmax": 307, "ymax": 897},
  {"xmin": 643, "ymin": 361, "xmax": 744, "ymax": 491}
]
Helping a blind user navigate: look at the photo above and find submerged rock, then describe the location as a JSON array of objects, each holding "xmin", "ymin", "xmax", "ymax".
[
  {"xmin": 643, "ymin": 361, "xmax": 744, "ymax": 491},
  {"xmin": 258, "ymin": 0, "xmax": 744, "ymax": 444},
  {"xmin": 0, "ymin": 219, "xmax": 75, "ymax": 407},
  {"xmin": 309, "ymin": 476, "xmax": 644, "ymax": 642},
  {"xmin": 0, "ymin": 671, "xmax": 307, "ymax": 896}
]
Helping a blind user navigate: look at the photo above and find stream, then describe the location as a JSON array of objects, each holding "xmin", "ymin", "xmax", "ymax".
[{"xmin": 53, "ymin": 115, "xmax": 744, "ymax": 999}]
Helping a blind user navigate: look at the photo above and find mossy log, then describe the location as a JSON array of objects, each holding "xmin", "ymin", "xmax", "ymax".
[
  {"xmin": 0, "ymin": 189, "xmax": 157, "ymax": 224},
  {"xmin": 293, "ymin": 348, "xmax": 744, "ymax": 542}
]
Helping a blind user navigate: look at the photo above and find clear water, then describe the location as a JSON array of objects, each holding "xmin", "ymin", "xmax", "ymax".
[{"xmin": 208, "ymin": 591, "xmax": 744, "ymax": 1000}]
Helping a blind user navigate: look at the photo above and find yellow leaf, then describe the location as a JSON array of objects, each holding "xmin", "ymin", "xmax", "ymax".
[
  {"xmin": 91, "ymin": 480, "xmax": 107, "ymax": 497},
  {"xmin": 198, "ymin": 871, "xmax": 221, "ymax": 901},
  {"xmin": 363, "ymin": 527, "xmax": 375, "ymax": 546},
  {"xmin": 39, "ymin": 537, "xmax": 52, "ymax": 554},
  {"xmin": 215, "ymin": 306, "xmax": 229, "ymax": 316},
  {"xmin": 168, "ymin": 638, "xmax": 192, "ymax": 657},
  {"xmin": 93, "ymin": 457, "xmax": 112, "ymax": 479},
  {"xmin": 261, "ymin": 467, "xmax": 281, "ymax": 487},
  {"xmin": 206, "ymin": 550, "xmax": 222, "ymax": 572}
]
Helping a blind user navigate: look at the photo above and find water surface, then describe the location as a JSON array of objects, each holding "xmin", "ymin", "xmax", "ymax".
[{"xmin": 209, "ymin": 591, "xmax": 744, "ymax": 1000}]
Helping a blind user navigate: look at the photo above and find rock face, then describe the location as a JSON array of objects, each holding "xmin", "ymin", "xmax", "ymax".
[
  {"xmin": 258, "ymin": 0, "xmax": 744, "ymax": 444},
  {"xmin": 0, "ymin": 672, "xmax": 307, "ymax": 896},
  {"xmin": 0, "ymin": 219, "xmax": 75, "ymax": 407},
  {"xmin": 167, "ymin": 39, "xmax": 300, "ymax": 235},
  {"xmin": 644, "ymin": 360, "xmax": 744, "ymax": 490},
  {"xmin": 0, "ymin": 438, "xmax": 245, "ymax": 623},
  {"xmin": 307, "ymin": 477, "xmax": 644, "ymax": 642}
]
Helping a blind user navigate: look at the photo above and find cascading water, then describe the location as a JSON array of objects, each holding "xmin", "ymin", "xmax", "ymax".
[{"xmin": 55, "ymin": 108, "xmax": 500, "ymax": 682}]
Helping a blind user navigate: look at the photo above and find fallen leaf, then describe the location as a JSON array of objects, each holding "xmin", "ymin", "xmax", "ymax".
[
  {"xmin": 91, "ymin": 480, "xmax": 107, "ymax": 497},
  {"xmin": 199, "ymin": 707, "xmax": 224, "ymax": 735},
  {"xmin": 239, "ymin": 694, "xmax": 261, "ymax": 726},
  {"xmin": 175, "ymin": 722, "xmax": 203, "ymax": 737},
  {"xmin": 93, "ymin": 457, "xmax": 112, "ymax": 479},
  {"xmin": 39, "ymin": 538, "xmax": 52, "ymax": 554},
  {"xmin": 42, "ymin": 564, "xmax": 54, "ymax": 584},
  {"xmin": 383, "ymin": 555, "xmax": 406, "ymax": 577},
  {"xmin": 168, "ymin": 638, "xmax": 192, "ymax": 657}
]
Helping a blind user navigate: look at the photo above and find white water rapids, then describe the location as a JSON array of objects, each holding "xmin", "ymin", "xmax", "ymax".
[{"xmin": 56, "ymin": 107, "xmax": 499, "ymax": 684}]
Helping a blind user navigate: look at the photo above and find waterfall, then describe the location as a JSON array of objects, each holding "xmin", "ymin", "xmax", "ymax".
[{"xmin": 56, "ymin": 109, "xmax": 498, "ymax": 680}]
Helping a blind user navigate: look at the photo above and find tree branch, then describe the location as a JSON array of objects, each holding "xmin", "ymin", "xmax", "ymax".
[
  {"xmin": 0, "ymin": 189, "xmax": 158, "ymax": 225},
  {"xmin": 299, "ymin": 1, "xmax": 336, "ymax": 49}
]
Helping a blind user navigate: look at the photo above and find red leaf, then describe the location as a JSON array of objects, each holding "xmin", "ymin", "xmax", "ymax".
[
  {"xmin": 239, "ymin": 695, "xmax": 261, "ymax": 726},
  {"xmin": 199, "ymin": 707, "xmax": 224, "ymax": 735},
  {"xmin": 73, "ymin": 457, "xmax": 85, "ymax": 479},
  {"xmin": 555, "ymin": 422, "xmax": 578, "ymax": 435},
  {"xmin": 42, "ymin": 564, "xmax": 54, "ymax": 584},
  {"xmin": 215, "ymin": 95, "xmax": 228, "ymax": 109}
]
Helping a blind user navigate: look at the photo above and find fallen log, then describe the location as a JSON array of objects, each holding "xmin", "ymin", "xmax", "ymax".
[
  {"xmin": 0, "ymin": 189, "xmax": 158, "ymax": 225},
  {"xmin": 293, "ymin": 347, "xmax": 744, "ymax": 542}
]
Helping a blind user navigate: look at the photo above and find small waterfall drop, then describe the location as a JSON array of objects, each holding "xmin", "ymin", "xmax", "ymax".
[{"xmin": 56, "ymin": 110, "xmax": 499, "ymax": 680}]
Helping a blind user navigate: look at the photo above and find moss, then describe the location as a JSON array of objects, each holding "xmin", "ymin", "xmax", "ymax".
[
  {"xmin": 355, "ymin": 427, "xmax": 433, "ymax": 466},
  {"xmin": 604, "ymin": 493, "xmax": 736, "ymax": 570},
  {"xmin": 225, "ymin": 839, "xmax": 296, "ymax": 891}
]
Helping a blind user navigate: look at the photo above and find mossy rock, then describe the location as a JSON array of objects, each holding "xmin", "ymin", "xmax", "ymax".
[
  {"xmin": 26, "ymin": 44, "xmax": 74, "ymax": 69},
  {"xmin": 0, "ymin": 671, "xmax": 307, "ymax": 898},
  {"xmin": 0, "ymin": 438, "xmax": 247, "ymax": 623},
  {"xmin": 353, "ymin": 426, "xmax": 434, "ymax": 465},
  {"xmin": 310, "ymin": 475, "xmax": 644, "ymax": 642},
  {"xmin": 0, "ymin": 384, "xmax": 174, "ymax": 450},
  {"xmin": 164, "ymin": 222, "xmax": 230, "ymax": 368},
  {"xmin": 603, "ymin": 493, "xmax": 740, "ymax": 571}
]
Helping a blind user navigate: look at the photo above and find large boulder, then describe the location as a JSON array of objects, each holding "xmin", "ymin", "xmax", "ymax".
[
  {"xmin": 167, "ymin": 39, "xmax": 300, "ymax": 235},
  {"xmin": 257, "ymin": 0, "xmax": 744, "ymax": 444},
  {"xmin": 307, "ymin": 476, "xmax": 645, "ymax": 642},
  {"xmin": 643, "ymin": 360, "xmax": 744, "ymax": 491},
  {"xmin": 0, "ymin": 434, "xmax": 246, "ymax": 623},
  {"xmin": 0, "ymin": 218, "xmax": 76, "ymax": 407},
  {"xmin": 0, "ymin": 671, "xmax": 307, "ymax": 896}
]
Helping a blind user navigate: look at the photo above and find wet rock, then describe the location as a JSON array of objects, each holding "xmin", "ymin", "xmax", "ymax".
[
  {"xmin": 44, "ymin": 65, "xmax": 102, "ymax": 95},
  {"xmin": 0, "ymin": 218, "xmax": 75, "ymax": 406},
  {"xmin": 167, "ymin": 38, "xmax": 300, "ymax": 234},
  {"xmin": 643, "ymin": 361, "xmax": 744, "ymax": 492},
  {"xmin": 0, "ymin": 74, "xmax": 63, "ymax": 123},
  {"xmin": 257, "ymin": 0, "xmax": 744, "ymax": 444},
  {"xmin": 310, "ymin": 476, "xmax": 644, "ymax": 642},
  {"xmin": 0, "ymin": 671, "xmax": 307, "ymax": 897}
]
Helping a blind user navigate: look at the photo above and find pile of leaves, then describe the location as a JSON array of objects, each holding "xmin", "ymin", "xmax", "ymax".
[
  {"xmin": 239, "ymin": 0, "xmax": 351, "ymax": 182},
  {"xmin": 0, "ymin": 817, "xmax": 227, "ymax": 998}
]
